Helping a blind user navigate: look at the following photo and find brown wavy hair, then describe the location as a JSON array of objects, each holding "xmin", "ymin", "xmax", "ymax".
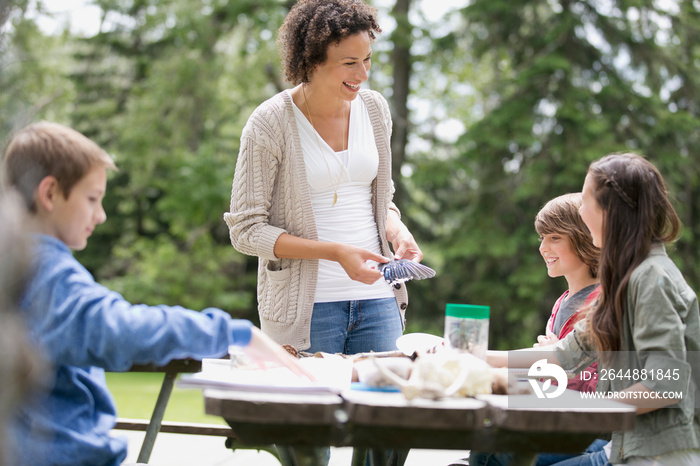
[
  {"xmin": 535, "ymin": 193, "xmax": 600, "ymax": 279},
  {"xmin": 277, "ymin": 0, "xmax": 381, "ymax": 84},
  {"xmin": 585, "ymin": 153, "xmax": 681, "ymax": 354}
]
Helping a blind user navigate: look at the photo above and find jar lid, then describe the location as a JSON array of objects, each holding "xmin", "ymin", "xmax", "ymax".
[{"xmin": 445, "ymin": 303, "xmax": 490, "ymax": 319}]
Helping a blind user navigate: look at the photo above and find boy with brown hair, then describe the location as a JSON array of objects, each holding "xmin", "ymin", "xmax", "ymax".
[{"xmin": 2, "ymin": 121, "xmax": 307, "ymax": 466}]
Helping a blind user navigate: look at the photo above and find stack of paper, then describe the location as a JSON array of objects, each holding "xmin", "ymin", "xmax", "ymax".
[{"xmin": 177, "ymin": 356, "xmax": 353, "ymax": 395}]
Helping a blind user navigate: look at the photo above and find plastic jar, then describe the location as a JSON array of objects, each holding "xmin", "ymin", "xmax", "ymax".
[{"xmin": 444, "ymin": 303, "xmax": 490, "ymax": 360}]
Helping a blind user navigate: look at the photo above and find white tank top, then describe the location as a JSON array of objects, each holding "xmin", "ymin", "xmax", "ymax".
[{"xmin": 291, "ymin": 91, "xmax": 395, "ymax": 302}]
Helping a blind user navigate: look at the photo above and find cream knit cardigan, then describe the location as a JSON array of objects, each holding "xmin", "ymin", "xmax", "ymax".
[{"xmin": 224, "ymin": 89, "xmax": 409, "ymax": 350}]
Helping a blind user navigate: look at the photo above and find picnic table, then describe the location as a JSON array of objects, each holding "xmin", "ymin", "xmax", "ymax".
[{"xmin": 204, "ymin": 384, "xmax": 637, "ymax": 466}]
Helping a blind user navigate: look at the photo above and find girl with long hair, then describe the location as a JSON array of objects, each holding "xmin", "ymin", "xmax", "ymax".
[{"xmin": 477, "ymin": 153, "xmax": 700, "ymax": 466}]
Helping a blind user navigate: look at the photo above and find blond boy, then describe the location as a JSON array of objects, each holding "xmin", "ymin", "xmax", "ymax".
[{"xmin": 2, "ymin": 122, "xmax": 306, "ymax": 466}]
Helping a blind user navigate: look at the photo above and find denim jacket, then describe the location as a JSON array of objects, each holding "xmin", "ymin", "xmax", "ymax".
[
  {"xmin": 556, "ymin": 244, "xmax": 700, "ymax": 463},
  {"xmin": 10, "ymin": 235, "xmax": 253, "ymax": 466}
]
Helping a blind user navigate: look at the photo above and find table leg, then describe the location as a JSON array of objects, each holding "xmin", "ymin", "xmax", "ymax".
[
  {"xmin": 275, "ymin": 446, "xmax": 328, "ymax": 466},
  {"xmin": 351, "ymin": 448, "xmax": 368, "ymax": 466},
  {"xmin": 275, "ymin": 446, "xmax": 297, "ymax": 466},
  {"xmin": 351, "ymin": 448, "xmax": 409, "ymax": 466},
  {"xmin": 388, "ymin": 449, "xmax": 409, "ymax": 466},
  {"xmin": 369, "ymin": 449, "xmax": 387, "ymax": 466},
  {"xmin": 136, "ymin": 371, "xmax": 177, "ymax": 463}
]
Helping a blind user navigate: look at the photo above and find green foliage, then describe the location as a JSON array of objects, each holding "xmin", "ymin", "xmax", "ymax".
[
  {"xmin": 99, "ymin": 234, "xmax": 254, "ymax": 316},
  {"xmin": 0, "ymin": 2, "xmax": 75, "ymax": 144},
  {"xmin": 69, "ymin": 0, "xmax": 288, "ymax": 322}
]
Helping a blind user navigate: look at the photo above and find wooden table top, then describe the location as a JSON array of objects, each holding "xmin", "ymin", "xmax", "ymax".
[{"xmin": 204, "ymin": 387, "xmax": 636, "ymax": 453}]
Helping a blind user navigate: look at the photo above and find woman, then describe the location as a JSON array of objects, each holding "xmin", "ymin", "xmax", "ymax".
[{"xmin": 224, "ymin": 0, "xmax": 423, "ymax": 355}]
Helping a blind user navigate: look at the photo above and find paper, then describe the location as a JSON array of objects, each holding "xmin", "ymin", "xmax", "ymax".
[{"xmin": 177, "ymin": 356, "xmax": 353, "ymax": 395}]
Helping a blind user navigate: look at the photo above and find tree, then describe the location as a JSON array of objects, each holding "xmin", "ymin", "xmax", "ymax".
[
  {"xmin": 66, "ymin": 0, "xmax": 290, "ymax": 321},
  {"xmin": 387, "ymin": 0, "xmax": 412, "ymax": 207},
  {"xmin": 0, "ymin": 0, "xmax": 74, "ymax": 145},
  {"xmin": 410, "ymin": 0, "xmax": 700, "ymax": 347}
]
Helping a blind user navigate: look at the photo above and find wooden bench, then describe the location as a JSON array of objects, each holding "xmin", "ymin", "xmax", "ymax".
[{"xmin": 115, "ymin": 418, "xmax": 236, "ymax": 438}]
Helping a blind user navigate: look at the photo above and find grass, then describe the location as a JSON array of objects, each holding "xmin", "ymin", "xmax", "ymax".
[{"xmin": 105, "ymin": 372, "xmax": 225, "ymax": 425}]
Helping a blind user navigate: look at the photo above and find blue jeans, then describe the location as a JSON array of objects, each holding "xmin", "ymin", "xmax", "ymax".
[
  {"xmin": 468, "ymin": 439, "xmax": 609, "ymax": 466},
  {"xmin": 305, "ymin": 299, "xmax": 402, "ymax": 466},
  {"xmin": 307, "ymin": 298, "xmax": 403, "ymax": 354}
]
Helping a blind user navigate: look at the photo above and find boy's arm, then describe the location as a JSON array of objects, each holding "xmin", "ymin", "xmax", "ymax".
[{"xmin": 28, "ymin": 260, "xmax": 254, "ymax": 371}]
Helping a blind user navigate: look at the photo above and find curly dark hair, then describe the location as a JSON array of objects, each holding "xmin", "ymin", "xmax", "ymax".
[{"xmin": 277, "ymin": 0, "xmax": 382, "ymax": 84}]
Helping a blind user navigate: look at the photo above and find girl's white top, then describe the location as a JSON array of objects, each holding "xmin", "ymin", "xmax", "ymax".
[{"xmin": 291, "ymin": 92, "xmax": 394, "ymax": 302}]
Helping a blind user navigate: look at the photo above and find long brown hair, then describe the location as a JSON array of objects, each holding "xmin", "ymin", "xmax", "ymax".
[{"xmin": 585, "ymin": 153, "xmax": 681, "ymax": 354}]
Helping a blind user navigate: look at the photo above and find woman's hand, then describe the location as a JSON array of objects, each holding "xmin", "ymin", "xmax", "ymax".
[
  {"xmin": 534, "ymin": 334, "xmax": 559, "ymax": 347},
  {"xmin": 486, "ymin": 350, "xmax": 509, "ymax": 368},
  {"xmin": 334, "ymin": 244, "xmax": 388, "ymax": 284},
  {"xmin": 272, "ymin": 233, "xmax": 388, "ymax": 284},
  {"xmin": 386, "ymin": 209, "xmax": 423, "ymax": 262}
]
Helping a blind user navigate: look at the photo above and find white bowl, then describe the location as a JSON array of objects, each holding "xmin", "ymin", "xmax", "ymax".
[{"xmin": 396, "ymin": 332, "xmax": 444, "ymax": 356}]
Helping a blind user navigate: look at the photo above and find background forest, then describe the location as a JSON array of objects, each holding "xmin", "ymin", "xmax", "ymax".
[{"xmin": 1, "ymin": 0, "xmax": 699, "ymax": 349}]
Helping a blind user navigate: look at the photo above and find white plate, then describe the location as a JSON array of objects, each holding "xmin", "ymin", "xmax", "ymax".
[{"xmin": 396, "ymin": 332, "xmax": 444, "ymax": 356}]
